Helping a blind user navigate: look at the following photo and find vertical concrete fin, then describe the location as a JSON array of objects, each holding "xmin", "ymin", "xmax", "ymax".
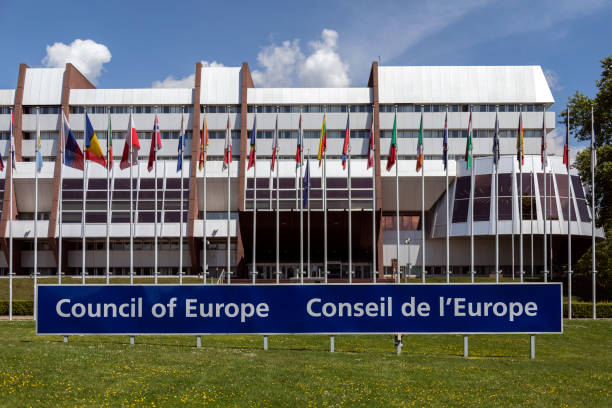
[
  {"xmin": 369, "ymin": 61, "xmax": 384, "ymax": 279},
  {"xmin": 188, "ymin": 62, "xmax": 203, "ymax": 275}
]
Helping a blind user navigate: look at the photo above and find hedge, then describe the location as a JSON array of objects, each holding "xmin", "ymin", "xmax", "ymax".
[{"xmin": 2, "ymin": 300, "xmax": 611, "ymax": 318}]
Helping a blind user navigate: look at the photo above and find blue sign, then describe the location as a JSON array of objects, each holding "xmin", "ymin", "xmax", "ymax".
[{"xmin": 36, "ymin": 284, "xmax": 562, "ymax": 335}]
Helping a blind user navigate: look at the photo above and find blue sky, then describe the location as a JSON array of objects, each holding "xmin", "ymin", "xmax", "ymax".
[{"xmin": 0, "ymin": 0, "xmax": 610, "ymax": 148}]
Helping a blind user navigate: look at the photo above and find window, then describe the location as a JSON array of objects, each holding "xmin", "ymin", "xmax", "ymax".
[
  {"xmin": 571, "ymin": 175, "xmax": 590, "ymax": 222},
  {"xmin": 537, "ymin": 173, "xmax": 558, "ymax": 220},
  {"xmin": 452, "ymin": 176, "xmax": 471, "ymax": 222},
  {"xmin": 497, "ymin": 173, "xmax": 513, "ymax": 220}
]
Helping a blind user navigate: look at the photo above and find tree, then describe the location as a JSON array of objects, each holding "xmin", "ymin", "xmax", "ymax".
[{"xmin": 560, "ymin": 55, "xmax": 612, "ymax": 299}]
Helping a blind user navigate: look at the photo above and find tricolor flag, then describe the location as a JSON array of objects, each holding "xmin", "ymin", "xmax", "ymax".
[
  {"xmin": 199, "ymin": 114, "xmax": 208, "ymax": 171},
  {"xmin": 540, "ymin": 111, "xmax": 546, "ymax": 166},
  {"xmin": 271, "ymin": 114, "xmax": 278, "ymax": 171},
  {"xmin": 465, "ymin": 111, "xmax": 473, "ymax": 170},
  {"xmin": 119, "ymin": 112, "xmax": 140, "ymax": 170},
  {"xmin": 442, "ymin": 111, "xmax": 448, "ymax": 171},
  {"xmin": 563, "ymin": 108, "xmax": 569, "ymax": 169},
  {"xmin": 36, "ymin": 110, "xmax": 42, "ymax": 173},
  {"xmin": 416, "ymin": 112, "xmax": 424, "ymax": 172},
  {"xmin": 342, "ymin": 114, "xmax": 350, "ymax": 170},
  {"xmin": 177, "ymin": 114, "xmax": 185, "ymax": 172},
  {"xmin": 147, "ymin": 114, "xmax": 161, "ymax": 172},
  {"xmin": 295, "ymin": 113, "xmax": 303, "ymax": 164},
  {"xmin": 106, "ymin": 112, "xmax": 113, "ymax": 169},
  {"xmin": 367, "ymin": 116, "xmax": 375, "ymax": 170},
  {"xmin": 85, "ymin": 113, "xmax": 107, "ymax": 168},
  {"xmin": 62, "ymin": 112, "xmax": 84, "ymax": 170},
  {"xmin": 317, "ymin": 114, "xmax": 327, "ymax": 167},
  {"xmin": 386, "ymin": 112, "xmax": 397, "ymax": 171},
  {"xmin": 247, "ymin": 114, "xmax": 257, "ymax": 170},
  {"xmin": 303, "ymin": 158, "xmax": 311, "ymax": 208},
  {"xmin": 517, "ymin": 111, "xmax": 525, "ymax": 166},
  {"xmin": 223, "ymin": 115, "xmax": 232, "ymax": 170},
  {"xmin": 493, "ymin": 109, "xmax": 500, "ymax": 165}
]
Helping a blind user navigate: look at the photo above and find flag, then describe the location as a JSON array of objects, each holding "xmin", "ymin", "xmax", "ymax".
[
  {"xmin": 563, "ymin": 108, "xmax": 569, "ymax": 169},
  {"xmin": 540, "ymin": 111, "xmax": 546, "ymax": 166},
  {"xmin": 199, "ymin": 114, "xmax": 208, "ymax": 171},
  {"xmin": 223, "ymin": 115, "xmax": 232, "ymax": 170},
  {"xmin": 303, "ymin": 158, "xmax": 311, "ymax": 208},
  {"xmin": 342, "ymin": 114, "xmax": 350, "ymax": 170},
  {"xmin": 119, "ymin": 112, "xmax": 140, "ymax": 170},
  {"xmin": 295, "ymin": 113, "xmax": 303, "ymax": 164},
  {"xmin": 247, "ymin": 114, "xmax": 256, "ymax": 170},
  {"xmin": 62, "ymin": 112, "xmax": 84, "ymax": 170},
  {"xmin": 442, "ymin": 112, "xmax": 449, "ymax": 171},
  {"xmin": 106, "ymin": 112, "xmax": 113, "ymax": 169},
  {"xmin": 386, "ymin": 113, "xmax": 397, "ymax": 171},
  {"xmin": 493, "ymin": 110, "xmax": 500, "ymax": 165},
  {"xmin": 591, "ymin": 106, "xmax": 596, "ymax": 168},
  {"xmin": 147, "ymin": 114, "xmax": 161, "ymax": 172},
  {"xmin": 35, "ymin": 110, "xmax": 43, "ymax": 172},
  {"xmin": 465, "ymin": 111, "xmax": 473, "ymax": 170},
  {"xmin": 517, "ymin": 111, "xmax": 524, "ymax": 166},
  {"xmin": 85, "ymin": 113, "xmax": 106, "ymax": 168},
  {"xmin": 367, "ymin": 116, "xmax": 375, "ymax": 170},
  {"xmin": 416, "ymin": 112, "xmax": 424, "ymax": 172},
  {"xmin": 317, "ymin": 114, "xmax": 327, "ymax": 167},
  {"xmin": 271, "ymin": 114, "xmax": 278, "ymax": 171},
  {"xmin": 177, "ymin": 114, "xmax": 185, "ymax": 172}
]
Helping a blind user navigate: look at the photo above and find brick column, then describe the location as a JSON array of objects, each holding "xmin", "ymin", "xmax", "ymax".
[{"xmin": 187, "ymin": 62, "xmax": 203, "ymax": 275}]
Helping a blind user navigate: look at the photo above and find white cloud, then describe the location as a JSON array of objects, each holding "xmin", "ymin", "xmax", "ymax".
[
  {"xmin": 547, "ymin": 127, "xmax": 580, "ymax": 163},
  {"xmin": 152, "ymin": 61, "xmax": 224, "ymax": 88},
  {"xmin": 251, "ymin": 40, "xmax": 303, "ymax": 87},
  {"xmin": 544, "ymin": 69, "xmax": 562, "ymax": 92},
  {"xmin": 42, "ymin": 39, "xmax": 111, "ymax": 84},
  {"xmin": 251, "ymin": 29, "xmax": 350, "ymax": 87},
  {"xmin": 299, "ymin": 29, "xmax": 350, "ymax": 87}
]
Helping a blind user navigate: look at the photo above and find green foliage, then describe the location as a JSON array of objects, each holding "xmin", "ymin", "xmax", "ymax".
[
  {"xmin": 564, "ymin": 302, "xmax": 612, "ymax": 318},
  {"xmin": 0, "ymin": 300, "xmax": 33, "ymax": 316}
]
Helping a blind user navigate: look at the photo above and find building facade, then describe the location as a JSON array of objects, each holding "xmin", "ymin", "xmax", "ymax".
[{"xmin": 0, "ymin": 62, "xmax": 601, "ymax": 280}]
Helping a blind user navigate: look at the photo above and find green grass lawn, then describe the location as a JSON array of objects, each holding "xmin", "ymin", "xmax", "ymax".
[{"xmin": 0, "ymin": 320, "xmax": 610, "ymax": 407}]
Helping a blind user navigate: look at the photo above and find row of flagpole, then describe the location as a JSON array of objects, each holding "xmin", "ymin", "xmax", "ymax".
[{"xmin": 1, "ymin": 104, "xmax": 600, "ymax": 319}]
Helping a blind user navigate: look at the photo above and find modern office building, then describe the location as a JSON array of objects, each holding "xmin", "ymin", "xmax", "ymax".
[{"xmin": 0, "ymin": 62, "xmax": 602, "ymax": 280}]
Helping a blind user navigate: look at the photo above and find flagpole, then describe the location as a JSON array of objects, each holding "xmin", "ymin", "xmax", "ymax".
[
  {"xmin": 59, "ymin": 112, "xmax": 64, "ymax": 285},
  {"xmin": 323, "ymin": 107, "xmax": 328, "ymax": 284},
  {"xmin": 129, "ymin": 107, "xmax": 134, "ymax": 285},
  {"xmin": 494, "ymin": 106, "xmax": 499, "ymax": 284},
  {"xmin": 590, "ymin": 105, "xmax": 596, "ymax": 319},
  {"xmin": 299, "ymin": 108, "xmax": 304, "ymax": 284},
  {"xmin": 307, "ymin": 148, "xmax": 311, "ymax": 280},
  {"xmin": 543, "ymin": 120, "xmax": 548, "ymax": 283},
  {"xmin": 531, "ymin": 169, "xmax": 534, "ymax": 278},
  {"xmin": 179, "ymin": 107, "xmax": 184, "ymax": 284},
  {"xmin": 372, "ymin": 106, "xmax": 376, "ymax": 284},
  {"xmin": 394, "ymin": 107, "xmax": 399, "ymax": 284},
  {"xmin": 567, "ymin": 107, "xmax": 572, "ymax": 319},
  {"xmin": 227, "ymin": 108, "xmax": 231, "ymax": 284},
  {"xmin": 252, "ymin": 110, "xmax": 257, "ymax": 284},
  {"xmin": 421, "ymin": 106, "xmax": 426, "ymax": 284},
  {"xmin": 469, "ymin": 106, "xmax": 475, "ymax": 283},
  {"xmin": 519, "ymin": 105, "xmax": 523, "ymax": 283},
  {"xmin": 82, "ymin": 108, "xmax": 87, "ymax": 284},
  {"xmin": 347, "ymin": 108, "xmax": 353, "ymax": 283},
  {"xmin": 106, "ymin": 108, "xmax": 111, "ymax": 285},
  {"xmin": 445, "ymin": 106, "xmax": 450, "ymax": 283},
  {"xmin": 154, "ymin": 107, "xmax": 158, "ymax": 284},
  {"xmin": 275, "ymin": 108, "xmax": 280, "ymax": 284},
  {"xmin": 34, "ymin": 107, "xmax": 39, "ymax": 321},
  {"xmin": 202, "ymin": 110, "xmax": 208, "ymax": 284},
  {"xmin": 8, "ymin": 108, "xmax": 13, "ymax": 321}
]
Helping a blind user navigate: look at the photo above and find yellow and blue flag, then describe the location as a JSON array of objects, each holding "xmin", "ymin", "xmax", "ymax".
[{"xmin": 85, "ymin": 113, "xmax": 106, "ymax": 168}]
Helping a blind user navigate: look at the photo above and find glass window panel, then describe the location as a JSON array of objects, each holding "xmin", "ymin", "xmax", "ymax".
[
  {"xmin": 474, "ymin": 198, "xmax": 490, "ymax": 221},
  {"xmin": 86, "ymin": 213, "xmax": 107, "ymax": 223},
  {"xmin": 498, "ymin": 197, "xmax": 513, "ymax": 220},
  {"xmin": 559, "ymin": 197, "xmax": 577, "ymax": 221},
  {"xmin": 454, "ymin": 177, "xmax": 471, "ymax": 199},
  {"xmin": 279, "ymin": 178, "xmax": 295, "ymax": 188},
  {"xmin": 498, "ymin": 173, "xmax": 513, "ymax": 196},
  {"xmin": 452, "ymin": 199, "xmax": 469, "ymax": 223},
  {"xmin": 537, "ymin": 173, "xmax": 555, "ymax": 196},
  {"xmin": 474, "ymin": 174, "xmax": 491, "ymax": 198},
  {"xmin": 571, "ymin": 176, "xmax": 585, "ymax": 199},
  {"xmin": 555, "ymin": 174, "xmax": 569, "ymax": 197},
  {"xmin": 576, "ymin": 199, "xmax": 591, "ymax": 222},
  {"xmin": 521, "ymin": 196, "xmax": 534, "ymax": 220},
  {"xmin": 326, "ymin": 178, "xmax": 347, "ymax": 188},
  {"xmin": 540, "ymin": 196, "xmax": 559, "ymax": 220},
  {"xmin": 516, "ymin": 173, "xmax": 534, "ymax": 195}
]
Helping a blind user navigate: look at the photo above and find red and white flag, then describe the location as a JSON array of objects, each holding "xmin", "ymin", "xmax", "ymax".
[
  {"xmin": 271, "ymin": 114, "xmax": 278, "ymax": 171},
  {"xmin": 120, "ymin": 112, "xmax": 140, "ymax": 170},
  {"xmin": 147, "ymin": 114, "xmax": 162, "ymax": 172},
  {"xmin": 367, "ymin": 115, "xmax": 375, "ymax": 169},
  {"xmin": 223, "ymin": 115, "xmax": 232, "ymax": 170}
]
